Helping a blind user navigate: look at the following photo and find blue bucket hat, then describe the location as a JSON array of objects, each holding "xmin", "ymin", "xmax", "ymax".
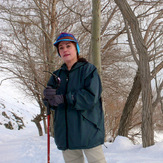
[{"xmin": 53, "ymin": 32, "xmax": 80, "ymax": 56}]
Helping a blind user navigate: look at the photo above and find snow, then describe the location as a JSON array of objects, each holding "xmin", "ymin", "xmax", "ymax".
[
  {"xmin": 1, "ymin": 125, "xmax": 163, "ymax": 163},
  {"xmin": 1, "ymin": 79, "xmax": 163, "ymax": 163}
]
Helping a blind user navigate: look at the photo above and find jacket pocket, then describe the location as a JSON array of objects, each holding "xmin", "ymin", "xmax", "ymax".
[
  {"xmin": 80, "ymin": 114, "xmax": 98, "ymax": 147},
  {"xmin": 80, "ymin": 107, "xmax": 102, "ymax": 130}
]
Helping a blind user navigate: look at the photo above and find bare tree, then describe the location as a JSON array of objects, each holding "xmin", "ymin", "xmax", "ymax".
[
  {"xmin": 114, "ymin": 0, "xmax": 163, "ymax": 147},
  {"xmin": 0, "ymin": 0, "xmax": 57, "ymax": 136},
  {"xmin": 117, "ymin": 0, "xmax": 163, "ymax": 140}
]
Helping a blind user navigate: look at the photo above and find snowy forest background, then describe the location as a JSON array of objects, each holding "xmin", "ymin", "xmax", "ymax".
[{"xmin": 0, "ymin": 0, "xmax": 163, "ymax": 160}]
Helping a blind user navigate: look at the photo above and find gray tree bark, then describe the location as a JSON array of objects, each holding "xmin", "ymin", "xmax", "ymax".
[
  {"xmin": 114, "ymin": 0, "xmax": 154, "ymax": 147},
  {"xmin": 118, "ymin": 61, "xmax": 163, "ymax": 137},
  {"xmin": 91, "ymin": 0, "xmax": 101, "ymax": 75}
]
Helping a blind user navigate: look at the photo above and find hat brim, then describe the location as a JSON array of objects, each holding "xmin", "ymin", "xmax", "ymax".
[{"xmin": 53, "ymin": 39, "xmax": 77, "ymax": 46}]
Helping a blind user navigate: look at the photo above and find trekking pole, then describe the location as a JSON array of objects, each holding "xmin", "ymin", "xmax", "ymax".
[
  {"xmin": 43, "ymin": 71, "xmax": 61, "ymax": 163},
  {"xmin": 35, "ymin": 71, "xmax": 61, "ymax": 163},
  {"xmin": 33, "ymin": 77, "xmax": 50, "ymax": 163},
  {"xmin": 47, "ymin": 102, "xmax": 51, "ymax": 163}
]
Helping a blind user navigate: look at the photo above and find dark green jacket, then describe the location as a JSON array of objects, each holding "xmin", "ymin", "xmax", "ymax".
[{"xmin": 47, "ymin": 61, "xmax": 105, "ymax": 150}]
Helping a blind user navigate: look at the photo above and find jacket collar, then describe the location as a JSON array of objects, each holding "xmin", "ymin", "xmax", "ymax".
[{"xmin": 61, "ymin": 61, "xmax": 87, "ymax": 72}]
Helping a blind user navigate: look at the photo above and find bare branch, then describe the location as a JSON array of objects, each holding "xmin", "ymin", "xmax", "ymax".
[
  {"xmin": 124, "ymin": 19, "xmax": 139, "ymax": 65},
  {"xmin": 144, "ymin": 9, "xmax": 163, "ymax": 44},
  {"xmin": 152, "ymin": 81, "xmax": 163, "ymax": 109}
]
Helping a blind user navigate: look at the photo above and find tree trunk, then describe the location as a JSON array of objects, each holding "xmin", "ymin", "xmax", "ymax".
[
  {"xmin": 43, "ymin": 116, "xmax": 47, "ymax": 134},
  {"xmin": 118, "ymin": 61, "xmax": 163, "ymax": 137},
  {"xmin": 114, "ymin": 0, "xmax": 154, "ymax": 147},
  {"xmin": 31, "ymin": 115, "xmax": 43, "ymax": 136},
  {"xmin": 37, "ymin": 0, "xmax": 56, "ymax": 136},
  {"xmin": 50, "ymin": 111, "xmax": 55, "ymax": 137},
  {"xmin": 118, "ymin": 70, "xmax": 141, "ymax": 136},
  {"xmin": 35, "ymin": 122, "xmax": 43, "ymax": 136},
  {"xmin": 91, "ymin": 0, "xmax": 101, "ymax": 75}
]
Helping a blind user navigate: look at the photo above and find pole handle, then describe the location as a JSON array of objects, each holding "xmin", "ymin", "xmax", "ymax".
[{"xmin": 47, "ymin": 102, "xmax": 51, "ymax": 115}]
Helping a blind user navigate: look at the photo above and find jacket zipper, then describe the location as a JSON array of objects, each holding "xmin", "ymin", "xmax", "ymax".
[{"xmin": 65, "ymin": 72, "xmax": 69, "ymax": 148}]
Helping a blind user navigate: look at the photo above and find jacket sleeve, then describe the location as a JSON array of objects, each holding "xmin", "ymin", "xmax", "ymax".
[{"xmin": 66, "ymin": 65, "xmax": 102, "ymax": 110}]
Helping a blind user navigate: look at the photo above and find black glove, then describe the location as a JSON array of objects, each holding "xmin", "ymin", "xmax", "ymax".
[
  {"xmin": 43, "ymin": 86, "xmax": 56, "ymax": 99},
  {"xmin": 48, "ymin": 94, "xmax": 65, "ymax": 107},
  {"xmin": 43, "ymin": 86, "xmax": 64, "ymax": 107}
]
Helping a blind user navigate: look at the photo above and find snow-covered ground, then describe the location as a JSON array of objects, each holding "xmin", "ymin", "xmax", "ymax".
[
  {"xmin": 1, "ymin": 124, "xmax": 163, "ymax": 163},
  {"xmin": 1, "ymin": 78, "xmax": 163, "ymax": 163}
]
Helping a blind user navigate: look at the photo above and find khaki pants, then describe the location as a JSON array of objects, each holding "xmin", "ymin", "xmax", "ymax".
[{"xmin": 62, "ymin": 145, "xmax": 107, "ymax": 163}]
